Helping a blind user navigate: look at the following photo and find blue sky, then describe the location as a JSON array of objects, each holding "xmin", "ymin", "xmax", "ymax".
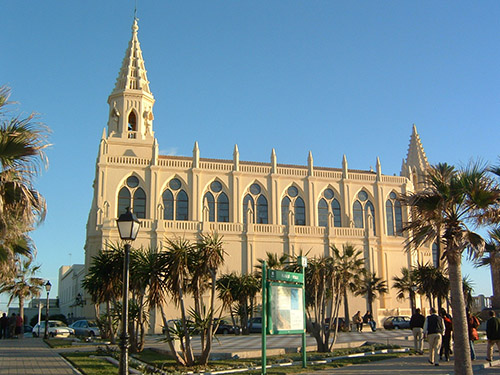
[{"xmin": 2, "ymin": 1, "xmax": 499, "ymax": 306}]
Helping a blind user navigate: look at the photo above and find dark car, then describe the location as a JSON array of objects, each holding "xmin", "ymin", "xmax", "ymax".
[
  {"xmin": 213, "ymin": 318, "xmax": 239, "ymax": 335},
  {"xmin": 383, "ymin": 316, "xmax": 411, "ymax": 330},
  {"xmin": 69, "ymin": 320, "xmax": 100, "ymax": 337},
  {"xmin": 247, "ymin": 317, "xmax": 263, "ymax": 333}
]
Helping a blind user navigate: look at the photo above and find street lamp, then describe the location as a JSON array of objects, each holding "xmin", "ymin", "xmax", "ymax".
[
  {"xmin": 43, "ymin": 281, "xmax": 51, "ymax": 339},
  {"xmin": 116, "ymin": 207, "xmax": 140, "ymax": 375}
]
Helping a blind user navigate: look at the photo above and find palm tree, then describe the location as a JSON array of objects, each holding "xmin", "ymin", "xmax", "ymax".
[
  {"xmin": 392, "ymin": 267, "xmax": 418, "ymax": 313},
  {"xmin": 355, "ymin": 272, "xmax": 388, "ymax": 313},
  {"xmin": 330, "ymin": 243, "xmax": 365, "ymax": 328},
  {"xmin": 82, "ymin": 243, "xmax": 123, "ymax": 343},
  {"xmin": 400, "ymin": 162, "xmax": 500, "ymax": 375},
  {"xmin": 0, "ymin": 86, "xmax": 49, "ymax": 270},
  {"xmin": 477, "ymin": 227, "xmax": 500, "ymax": 309},
  {"xmin": 413, "ymin": 263, "xmax": 449, "ymax": 308},
  {"xmin": 0, "ymin": 257, "xmax": 44, "ymax": 334}
]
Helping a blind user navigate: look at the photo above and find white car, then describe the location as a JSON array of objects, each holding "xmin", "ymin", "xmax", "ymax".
[{"xmin": 32, "ymin": 320, "xmax": 74, "ymax": 338}]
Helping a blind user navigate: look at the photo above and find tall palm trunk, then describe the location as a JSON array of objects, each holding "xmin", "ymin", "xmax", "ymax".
[
  {"xmin": 177, "ymin": 285, "xmax": 195, "ymax": 366},
  {"xmin": 159, "ymin": 305, "xmax": 187, "ymax": 366},
  {"xmin": 19, "ymin": 296, "xmax": 24, "ymax": 338},
  {"xmin": 200, "ymin": 270, "xmax": 217, "ymax": 364},
  {"xmin": 447, "ymin": 252, "xmax": 472, "ymax": 375},
  {"xmin": 106, "ymin": 300, "xmax": 116, "ymax": 344},
  {"xmin": 343, "ymin": 290, "xmax": 350, "ymax": 328},
  {"xmin": 491, "ymin": 253, "xmax": 500, "ymax": 309}
]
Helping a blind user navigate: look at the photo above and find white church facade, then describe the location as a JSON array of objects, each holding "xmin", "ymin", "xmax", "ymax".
[{"xmin": 84, "ymin": 19, "xmax": 433, "ymax": 331}]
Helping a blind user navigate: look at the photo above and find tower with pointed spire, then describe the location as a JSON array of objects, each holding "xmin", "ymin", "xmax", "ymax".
[
  {"xmin": 400, "ymin": 124, "xmax": 429, "ymax": 188},
  {"xmin": 82, "ymin": 18, "xmax": 435, "ymax": 331},
  {"xmin": 107, "ymin": 18, "xmax": 155, "ymax": 143}
]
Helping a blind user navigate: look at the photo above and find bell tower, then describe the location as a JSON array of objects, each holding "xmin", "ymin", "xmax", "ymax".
[{"xmin": 107, "ymin": 18, "xmax": 155, "ymax": 143}]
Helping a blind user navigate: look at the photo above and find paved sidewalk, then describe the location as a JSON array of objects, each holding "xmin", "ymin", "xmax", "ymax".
[{"xmin": 0, "ymin": 337, "xmax": 81, "ymax": 375}]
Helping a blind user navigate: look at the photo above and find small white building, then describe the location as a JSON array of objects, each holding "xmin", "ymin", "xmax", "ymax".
[{"xmin": 58, "ymin": 265, "xmax": 86, "ymax": 321}]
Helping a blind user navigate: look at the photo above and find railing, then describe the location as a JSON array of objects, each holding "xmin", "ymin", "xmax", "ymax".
[
  {"xmin": 162, "ymin": 220, "xmax": 201, "ymax": 231},
  {"xmin": 206, "ymin": 222, "xmax": 244, "ymax": 232},
  {"xmin": 332, "ymin": 227, "xmax": 365, "ymax": 237},
  {"xmin": 240, "ymin": 164, "xmax": 272, "ymax": 174},
  {"xmin": 277, "ymin": 166, "xmax": 308, "ymax": 177},
  {"xmin": 252, "ymin": 224, "xmax": 285, "ymax": 234},
  {"xmin": 294, "ymin": 226, "xmax": 326, "ymax": 236},
  {"xmin": 314, "ymin": 170, "xmax": 343, "ymax": 179},
  {"xmin": 348, "ymin": 172, "xmax": 376, "ymax": 182},
  {"xmin": 158, "ymin": 158, "xmax": 192, "ymax": 168},
  {"xmin": 106, "ymin": 156, "xmax": 151, "ymax": 165},
  {"xmin": 199, "ymin": 161, "xmax": 233, "ymax": 172},
  {"xmin": 381, "ymin": 175, "xmax": 408, "ymax": 184},
  {"xmin": 127, "ymin": 131, "xmax": 137, "ymax": 139}
]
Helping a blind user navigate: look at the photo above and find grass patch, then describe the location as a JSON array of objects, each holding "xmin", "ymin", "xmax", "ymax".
[
  {"xmin": 62, "ymin": 352, "xmax": 118, "ymax": 375},
  {"xmin": 44, "ymin": 338, "xmax": 74, "ymax": 348},
  {"xmin": 58, "ymin": 344, "xmax": 407, "ymax": 374},
  {"xmin": 132, "ymin": 343, "xmax": 405, "ymax": 374}
]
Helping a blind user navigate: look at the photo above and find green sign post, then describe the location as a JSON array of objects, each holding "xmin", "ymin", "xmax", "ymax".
[{"xmin": 261, "ymin": 256, "xmax": 307, "ymax": 374}]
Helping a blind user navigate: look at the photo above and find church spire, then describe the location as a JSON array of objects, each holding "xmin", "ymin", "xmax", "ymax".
[
  {"xmin": 401, "ymin": 124, "xmax": 429, "ymax": 187},
  {"xmin": 107, "ymin": 18, "xmax": 155, "ymax": 142},
  {"xmin": 113, "ymin": 18, "xmax": 151, "ymax": 94}
]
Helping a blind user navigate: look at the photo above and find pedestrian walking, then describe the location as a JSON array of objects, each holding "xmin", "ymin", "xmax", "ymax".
[
  {"xmin": 486, "ymin": 310, "xmax": 500, "ymax": 362},
  {"xmin": 0, "ymin": 313, "xmax": 9, "ymax": 339},
  {"xmin": 423, "ymin": 307, "xmax": 444, "ymax": 366},
  {"xmin": 9, "ymin": 314, "xmax": 16, "ymax": 339},
  {"xmin": 439, "ymin": 308, "xmax": 452, "ymax": 362},
  {"xmin": 15, "ymin": 313, "xmax": 23, "ymax": 339},
  {"xmin": 352, "ymin": 311, "xmax": 363, "ymax": 332},
  {"xmin": 467, "ymin": 311, "xmax": 480, "ymax": 360},
  {"xmin": 410, "ymin": 308, "xmax": 425, "ymax": 354}
]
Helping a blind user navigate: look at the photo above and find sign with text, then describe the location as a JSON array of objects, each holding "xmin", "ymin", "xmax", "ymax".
[
  {"xmin": 268, "ymin": 269, "xmax": 303, "ymax": 284},
  {"xmin": 268, "ymin": 282, "xmax": 304, "ymax": 334}
]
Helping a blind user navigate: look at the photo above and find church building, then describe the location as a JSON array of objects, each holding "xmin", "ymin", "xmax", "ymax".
[{"xmin": 84, "ymin": 19, "xmax": 433, "ymax": 331}]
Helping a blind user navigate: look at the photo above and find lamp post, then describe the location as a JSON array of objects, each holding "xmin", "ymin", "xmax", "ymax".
[
  {"xmin": 43, "ymin": 281, "xmax": 51, "ymax": 339},
  {"xmin": 116, "ymin": 207, "xmax": 140, "ymax": 375}
]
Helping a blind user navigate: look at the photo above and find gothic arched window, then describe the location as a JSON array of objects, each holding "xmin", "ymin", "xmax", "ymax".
[
  {"xmin": 162, "ymin": 178, "xmax": 189, "ymax": 221},
  {"xmin": 281, "ymin": 186, "xmax": 306, "ymax": 226},
  {"xmin": 318, "ymin": 188, "xmax": 342, "ymax": 227},
  {"xmin": 117, "ymin": 175, "xmax": 147, "ymax": 218},
  {"xmin": 243, "ymin": 183, "xmax": 268, "ymax": 224},
  {"xmin": 203, "ymin": 180, "xmax": 229, "ymax": 222},
  {"xmin": 352, "ymin": 190, "xmax": 375, "ymax": 233},
  {"xmin": 386, "ymin": 192, "xmax": 403, "ymax": 236},
  {"xmin": 128, "ymin": 111, "xmax": 137, "ymax": 131}
]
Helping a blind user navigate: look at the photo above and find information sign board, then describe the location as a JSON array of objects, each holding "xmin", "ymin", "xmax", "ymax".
[{"xmin": 268, "ymin": 282, "xmax": 304, "ymax": 334}]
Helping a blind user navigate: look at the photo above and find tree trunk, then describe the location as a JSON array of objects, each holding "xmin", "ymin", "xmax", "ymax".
[
  {"xmin": 447, "ymin": 251, "xmax": 472, "ymax": 375},
  {"xmin": 200, "ymin": 270, "xmax": 217, "ymax": 365},
  {"xmin": 343, "ymin": 290, "xmax": 350, "ymax": 328},
  {"xmin": 490, "ymin": 253, "xmax": 500, "ymax": 309},
  {"xmin": 159, "ymin": 305, "xmax": 186, "ymax": 366},
  {"xmin": 19, "ymin": 297, "xmax": 24, "ymax": 338},
  {"xmin": 106, "ymin": 300, "xmax": 116, "ymax": 344}
]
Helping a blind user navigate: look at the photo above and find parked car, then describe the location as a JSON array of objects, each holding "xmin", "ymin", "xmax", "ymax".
[
  {"xmin": 23, "ymin": 325, "xmax": 33, "ymax": 333},
  {"xmin": 247, "ymin": 317, "xmax": 263, "ymax": 333},
  {"xmin": 213, "ymin": 318, "xmax": 239, "ymax": 335},
  {"xmin": 32, "ymin": 320, "xmax": 74, "ymax": 338},
  {"xmin": 383, "ymin": 316, "xmax": 411, "ymax": 330},
  {"xmin": 70, "ymin": 320, "xmax": 100, "ymax": 337}
]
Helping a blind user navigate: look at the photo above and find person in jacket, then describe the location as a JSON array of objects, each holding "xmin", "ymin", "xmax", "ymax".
[
  {"xmin": 410, "ymin": 308, "xmax": 425, "ymax": 354},
  {"xmin": 363, "ymin": 311, "xmax": 376, "ymax": 332},
  {"xmin": 352, "ymin": 311, "xmax": 363, "ymax": 332},
  {"xmin": 423, "ymin": 307, "xmax": 444, "ymax": 366},
  {"xmin": 0, "ymin": 313, "xmax": 9, "ymax": 339},
  {"xmin": 439, "ymin": 308, "xmax": 453, "ymax": 362},
  {"xmin": 486, "ymin": 310, "xmax": 500, "ymax": 362},
  {"xmin": 467, "ymin": 311, "xmax": 480, "ymax": 360}
]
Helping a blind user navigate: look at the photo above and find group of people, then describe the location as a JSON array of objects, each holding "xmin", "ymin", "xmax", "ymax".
[
  {"xmin": 410, "ymin": 307, "xmax": 500, "ymax": 366},
  {"xmin": 0, "ymin": 312, "xmax": 23, "ymax": 339},
  {"xmin": 352, "ymin": 310, "xmax": 377, "ymax": 332}
]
